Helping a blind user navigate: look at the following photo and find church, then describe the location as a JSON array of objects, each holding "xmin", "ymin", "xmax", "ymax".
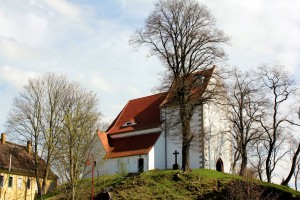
[{"xmin": 83, "ymin": 67, "xmax": 232, "ymax": 178}]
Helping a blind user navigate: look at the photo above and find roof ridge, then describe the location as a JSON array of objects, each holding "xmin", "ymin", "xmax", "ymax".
[
  {"xmin": 128, "ymin": 92, "xmax": 167, "ymax": 102},
  {"xmin": 107, "ymin": 105, "xmax": 127, "ymax": 133},
  {"xmin": 3, "ymin": 140, "xmax": 26, "ymax": 148}
]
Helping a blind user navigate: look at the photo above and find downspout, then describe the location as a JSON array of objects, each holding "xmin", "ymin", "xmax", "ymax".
[{"xmin": 9, "ymin": 154, "xmax": 12, "ymax": 171}]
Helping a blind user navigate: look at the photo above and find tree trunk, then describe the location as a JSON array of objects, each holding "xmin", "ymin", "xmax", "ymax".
[
  {"xmin": 239, "ymin": 147, "xmax": 247, "ymax": 176},
  {"xmin": 281, "ymin": 142, "xmax": 300, "ymax": 186},
  {"xmin": 265, "ymin": 141, "xmax": 274, "ymax": 182},
  {"xmin": 180, "ymin": 104, "xmax": 192, "ymax": 172},
  {"xmin": 182, "ymin": 137, "xmax": 191, "ymax": 171},
  {"xmin": 232, "ymin": 150, "xmax": 240, "ymax": 174}
]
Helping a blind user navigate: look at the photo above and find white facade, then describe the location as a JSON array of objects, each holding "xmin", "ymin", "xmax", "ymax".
[
  {"xmin": 203, "ymin": 103, "xmax": 232, "ymax": 173},
  {"xmin": 83, "ymin": 103, "xmax": 232, "ymax": 178}
]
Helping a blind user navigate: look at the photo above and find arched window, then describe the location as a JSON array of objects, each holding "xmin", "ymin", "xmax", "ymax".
[{"xmin": 216, "ymin": 158, "xmax": 224, "ymax": 172}]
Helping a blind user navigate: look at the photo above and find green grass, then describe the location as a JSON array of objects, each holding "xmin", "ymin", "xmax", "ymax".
[{"xmin": 46, "ymin": 169, "xmax": 300, "ymax": 200}]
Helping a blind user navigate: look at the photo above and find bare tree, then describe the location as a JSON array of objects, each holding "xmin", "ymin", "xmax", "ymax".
[
  {"xmin": 282, "ymin": 140, "xmax": 300, "ymax": 186},
  {"xmin": 57, "ymin": 83, "xmax": 100, "ymax": 200},
  {"xmin": 225, "ymin": 68, "xmax": 265, "ymax": 176},
  {"xmin": 281, "ymin": 110, "xmax": 300, "ymax": 186},
  {"xmin": 256, "ymin": 65, "xmax": 297, "ymax": 182},
  {"xmin": 293, "ymin": 158, "xmax": 300, "ymax": 190},
  {"xmin": 6, "ymin": 73, "xmax": 100, "ymax": 199},
  {"xmin": 6, "ymin": 73, "xmax": 68, "ymax": 198},
  {"xmin": 130, "ymin": 0, "xmax": 228, "ymax": 171},
  {"xmin": 249, "ymin": 141, "xmax": 267, "ymax": 181}
]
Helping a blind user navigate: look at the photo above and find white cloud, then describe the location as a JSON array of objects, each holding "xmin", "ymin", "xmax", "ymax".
[
  {"xmin": 0, "ymin": 66, "xmax": 39, "ymax": 89},
  {"xmin": 45, "ymin": 0, "xmax": 81, "ymax": 21},
  {"xmin": 0, "ymin": 38, "xmax": 35, "ymax": 60},
  {"xmin": 89, "ymin": 75, "xmax": 114, "ymax": 94},
  {"xmin": 0, "ymin": 4, "xmax": 48, "ymax": 47}
]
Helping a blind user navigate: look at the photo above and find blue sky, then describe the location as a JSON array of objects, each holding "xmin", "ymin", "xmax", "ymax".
[{"xmin": 1, "ymin": 0, "xmax": 300, "ymax": 132}]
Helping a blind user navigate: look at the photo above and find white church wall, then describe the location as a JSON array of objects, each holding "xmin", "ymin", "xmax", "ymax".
[
  {"xmin": 95, "ymin": 154, "xmax": 149, "ymax": 176},
  {"xmin": 83, "ymin": 133, "xmax": 151, "ymax": 177},
  {"xmin": 162, "ymin": 105, "xmax": 203, "ymax": 169},
  {"xmin": 190, "ymin": 105, "xmax": 204, "ymax": 169},
  {"xmin": 83, "ymin": 133, "xmax": 107, "ymax": 178},
  {"xmin": 148, "ymin": 146, "xmax": 155, "ymax": 170},
  {"xmin": 153, "ymin": 133, "xmax": 166, "ymax": 170},
  {"xmin": 203, "ymin": 102, "xmax": 232, "ymax": 173}
]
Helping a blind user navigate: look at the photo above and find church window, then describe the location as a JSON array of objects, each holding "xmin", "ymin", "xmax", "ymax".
[{"xmin": 8, "ymin": 176, "xmax": 13, "ymax": 187}]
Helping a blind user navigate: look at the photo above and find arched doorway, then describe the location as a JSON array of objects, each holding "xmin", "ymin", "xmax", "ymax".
[
  {"xmin": 138, "ymin": 158, "xmax": 144, "ymax": 173},
  {"xmin": 216, "ymin": 158, "xmax": 224, "ymax": 172}
]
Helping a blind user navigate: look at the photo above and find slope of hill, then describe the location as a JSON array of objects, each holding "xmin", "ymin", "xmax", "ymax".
[{"xmin": 46, "ymin": 169, "xmax": 300, "ymax": 200}]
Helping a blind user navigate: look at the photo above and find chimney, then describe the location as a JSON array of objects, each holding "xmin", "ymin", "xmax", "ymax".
[
  {"xmin": 1, "ymin": 133, "xmax": 6, "ymax": 145},
  {"xmin": 27, "ymin": 140, "xmax": 32, "ymax": 154}
]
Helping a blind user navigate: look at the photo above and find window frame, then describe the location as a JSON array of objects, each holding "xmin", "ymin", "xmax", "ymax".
[
  {"xmin": 17, "ymin": 177, "xmax": 22, "ymax": 189},
  {"xmin": 26, "ymin": 178, "xmax": 31, "ymax": 189},
  {"xmin": 8, "ymin": 176, "xmax": 13, "ymax": 188}
]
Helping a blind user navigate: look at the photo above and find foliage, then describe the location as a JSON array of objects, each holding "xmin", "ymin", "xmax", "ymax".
[
  {"xmin": 6, "ymin": 72, "xmax": 100, "ymax": 199},
  {"xmin": 46, "ymin": 169, "xmax": 300, "ymax": 200}
]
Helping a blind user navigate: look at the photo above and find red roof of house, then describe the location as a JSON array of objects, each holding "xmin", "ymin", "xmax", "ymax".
[
  {"xmin": 0, "ymin": 140, "xmax": 57, "ymax": 179},
  {"xmin": 97, "ymin": 132, "xmax": 160, "ymax": 159},
  {"xmin": 106, "ymin": 93, "xmax": 167, "ymax": 135}
]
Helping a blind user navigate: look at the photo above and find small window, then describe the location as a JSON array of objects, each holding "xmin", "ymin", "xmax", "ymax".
[
  {"xmin": 8, "ymin": 176, "xmax": 13, "ymax": 188},
  {"xmin": 0, "ymin": 175, "xmax": 4, "ymax": 187},
  {"xmin": 194, "ymin": 74, "xmax": 205, "ymax": 85},
  {"xmin": 161, "ymin": 109, "xmax": 165, "ymax": 120},
  {"xmin": 26, "ymin": 178, "xmax": 31, "ymax": 189},
  {"xmin": 122, "ymin": 120, "xmax": 137, "ymax": 127},
  {"xmin": 94, "ymin": 161, "xmax": 96, "ymax": 166},
  {"xmin": 17, "ymin": 177, "xmax": 22, "ymax": 189}
]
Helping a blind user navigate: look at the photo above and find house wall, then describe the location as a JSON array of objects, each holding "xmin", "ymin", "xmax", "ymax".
[
  {"xmin": 162, "ymin": 105, "xmax": 203, "ymax": 169},
  {"xmin": 83, "ymin": 133, "xmax": 107, "ymax": 178},
  {"xmin": 203, "ymin": 103, "xmax": 232, "ymax": 173},
  {"xmin": 83, "ymin": 134, "xmax": 150, "ymax": 177},
  {"xmin": 85, "ymin": 155, "xmax": 149, "ymax": 177},
  {"xmin": 148, "ymin": 147, "xmax": 155, "ymax": 170},
  {"xmin": 153, "ymin": 133, "xmax": 165, "ymax": 170},
  {"xmin": 0, "ymin": 172, "xmax": 56, "ymax": 200}
]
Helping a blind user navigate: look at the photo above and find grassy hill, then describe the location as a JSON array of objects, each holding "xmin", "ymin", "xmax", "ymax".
[{"xmin": 46, "ymin": 169, "xmax": 300, "ymax": 199}]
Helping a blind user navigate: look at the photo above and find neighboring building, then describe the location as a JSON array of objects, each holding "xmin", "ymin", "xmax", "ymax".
[
  {"xmin": 0, "ymin": 133, "xmax": 57, "ymax": 200},
  {"xmin": 84, "ymin": 67, "xmax": 232, "ymax": 178}
]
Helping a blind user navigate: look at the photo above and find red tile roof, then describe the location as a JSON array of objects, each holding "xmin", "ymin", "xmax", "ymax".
[
  {"xmin": 106, "ymin": 93, "xmax": 167, "ymax": 135},
  {"xmin": 97, "ymin": 132, "xmax": 160, "ymax": 159}
]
